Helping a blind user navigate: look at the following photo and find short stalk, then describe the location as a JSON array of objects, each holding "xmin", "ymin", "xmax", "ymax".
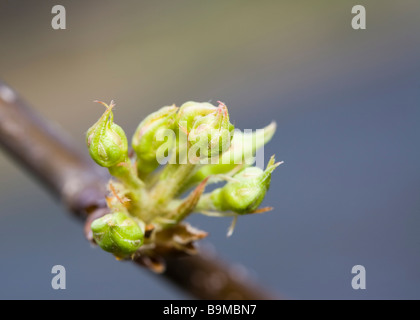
[
  {"xmin": 151, "ymin": 162, "xmax": 196, "ymax": 205},
  {"xmin": 108, "ymin": 160, "xmax": 146, "ymax": 216}
]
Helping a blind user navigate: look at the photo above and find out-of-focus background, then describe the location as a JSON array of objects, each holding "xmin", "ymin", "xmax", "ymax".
[{"xmin": 0, "ymin": 0, "xmax": 419, "ymax": 299}]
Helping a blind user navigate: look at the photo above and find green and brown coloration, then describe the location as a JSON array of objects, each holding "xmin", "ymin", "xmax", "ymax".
[{"xmin": 86, "ymin": 100, "xmax": 280, "ymax": 266}]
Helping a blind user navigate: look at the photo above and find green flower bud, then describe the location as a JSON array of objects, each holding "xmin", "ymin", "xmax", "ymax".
[
  {"xmin": 86, "ymin": 101, "xmax": 128, "ymax": 168},
  {"xmin": 91, "ymin": 211, "xmax": 144, "ymax": 258},
  {"xmin": 177, "ymin": 101, "xmax": 217, "ymax": 133},
  {"xmin": 132, "ymin": 105, "xmax": 178, "ymax": 174},
  {"xmin": 187, "ymin": 102, "xmax": 234, "ymax": 159},
  {"xmin": 210, "ymin": 156, "xmax": 280, "ymax": 214}
]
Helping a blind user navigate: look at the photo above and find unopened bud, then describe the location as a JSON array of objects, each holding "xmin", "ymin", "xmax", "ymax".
[
  {"xmin": 177, "ymin": 101, "xmax": 217, "ymax": 132},
  {"xmin": 91, "ymin": 211, "xmax": 144, "ymax": 258},
  {"xmin": 188, "ymin": 102, "xmax": 234, "ymax": 159},
  {"xmin": 86, "ymin": 101, "xmax": 128, "ymax": 168},
  {"xmin": 132, "ymin": 105, "xmax": 178, "ymax": 174},
  {"xmin": 210, "ymin": 156, "xmax": 279, "ymax": 214}
]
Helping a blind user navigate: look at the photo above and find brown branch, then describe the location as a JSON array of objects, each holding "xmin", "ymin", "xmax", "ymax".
[{"xmin": 0, "ymin": 80, "xmax": 277, "ymax": 300}]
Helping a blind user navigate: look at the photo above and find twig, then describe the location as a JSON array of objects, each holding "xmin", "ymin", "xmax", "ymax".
[{"xmin": 0, "ymin": 80, "xmax": 277, "ymax": 300}]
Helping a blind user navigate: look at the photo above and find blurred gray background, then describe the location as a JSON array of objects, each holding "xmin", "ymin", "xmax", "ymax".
[{"xmin": 0, "ymin": 0, "xmax": 419, "ymax": 299}]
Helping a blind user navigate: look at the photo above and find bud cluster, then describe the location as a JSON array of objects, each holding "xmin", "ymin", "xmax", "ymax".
[{"xmin": 86, "ymin": 100, "xmax": 280, "ymax": 261}]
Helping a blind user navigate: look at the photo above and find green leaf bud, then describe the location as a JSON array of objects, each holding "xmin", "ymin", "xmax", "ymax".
[
  {"xmin": 91, "ymin": 211, "xmax": 144, "ymax": 258},
  {"xmin": 210, "ymin": 156, "xmax": 280, "ymax": 214},
  {"xmin": 86, "ymin": 101, "xmax": 128, "ymax": 168},
  {"xmin": 132, "ymin": 105, "xmax": 178, "ymax": 174}
]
